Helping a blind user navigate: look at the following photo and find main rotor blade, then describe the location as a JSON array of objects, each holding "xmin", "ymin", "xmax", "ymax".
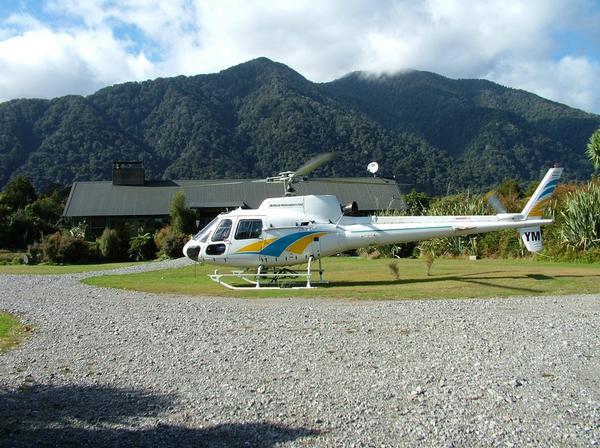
[
  {"xmin": 291, "ymin": 152, "xmax": 335, "ymax": 180},
  {"xmin": 188, "ymin": 180, "xmax": 248, "ymax": 188},
  {"xmin": 311, "ymin": 178, "xmax": 406, "ymax": 186},
  {"xmin": 485, "ymin": 192, "xmax": 507, "ymax": 214},
  {"xmin": 188, "ymin": 178, "xmax": 270, "ymax": 187}
]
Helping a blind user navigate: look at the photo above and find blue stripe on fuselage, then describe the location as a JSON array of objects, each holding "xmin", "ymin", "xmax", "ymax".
[{"xmin": 257, "ymin": 231, "xmax": 322, "ymax": 257}]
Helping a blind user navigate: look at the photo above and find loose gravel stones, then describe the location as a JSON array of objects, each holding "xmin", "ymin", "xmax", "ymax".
[{"xmin": 1, "ymin": 259, "xmax": 599, "ymax": 446}]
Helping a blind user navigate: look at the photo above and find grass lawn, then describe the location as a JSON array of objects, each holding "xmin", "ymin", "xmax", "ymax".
[
  {"xmin": 0, "ymin": 311, "xmax": 29, "ymax": 352},
  {"xmin": 0, "ymin": 261, "xmax": 143, "ymax": 275},
  {"xmin": 83, "ymin": 257, "xmax": 600, "ymax": 300}
]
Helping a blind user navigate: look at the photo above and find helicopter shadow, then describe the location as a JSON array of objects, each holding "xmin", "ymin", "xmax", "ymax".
[
  {"xmin": 0, "ymin": 383, "xmax": 320, "ymax": 448},
  {"xmin": 329, "ymin": 271, "xmax": 599, "ymax": 294}
]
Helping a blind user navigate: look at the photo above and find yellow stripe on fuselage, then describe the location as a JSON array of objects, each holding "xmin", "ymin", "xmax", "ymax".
[
  {"xmin": 286, "ymin": 232, "xmax": 328, "ymax": 254},
  {"xmin": 236, "ymin": 238, "xmax": 277, "ymax": 253}
]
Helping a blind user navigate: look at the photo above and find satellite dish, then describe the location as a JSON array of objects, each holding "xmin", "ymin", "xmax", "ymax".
[{"xmin": 367, "ymin": 161, "xmax": 379, "ymax": 175}]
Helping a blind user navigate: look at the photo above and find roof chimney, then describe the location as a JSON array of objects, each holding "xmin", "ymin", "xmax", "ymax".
[{"xmin": 112, "ymin": 161, "xmax": 145, "ymax": 186}]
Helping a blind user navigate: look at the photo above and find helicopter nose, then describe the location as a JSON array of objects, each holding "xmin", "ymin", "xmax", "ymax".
[{"xmin": 185, "ymin": 243, "xmax": 201, "ymax": 260}]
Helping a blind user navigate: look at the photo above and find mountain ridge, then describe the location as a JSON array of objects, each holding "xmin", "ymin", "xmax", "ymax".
[{"xmin": 1, "ymin": 57, "xmax": 598, "ymax": 195}]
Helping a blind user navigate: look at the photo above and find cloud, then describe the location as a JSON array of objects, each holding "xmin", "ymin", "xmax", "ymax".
[
  {"xmin": 0, "ymin": 0, "xmax": 599, "ymax": 113},
  {"xmin": 487, "ymin": 56, "xmax": 600, "ymax": 113},
  {"xmin": 0, "ymin": 13, "xmax": 153, "ymax": 100}
]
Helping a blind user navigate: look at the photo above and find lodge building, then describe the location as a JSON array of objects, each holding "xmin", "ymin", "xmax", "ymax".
[{"xmin": 62, "ymin": 162, "xmax": 405, "ymax": 232}]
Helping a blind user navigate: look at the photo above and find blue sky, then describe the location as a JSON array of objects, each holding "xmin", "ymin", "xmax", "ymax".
[{"xmin": 1, "ymin": 0, "xmax": 599, "ymax": 114}]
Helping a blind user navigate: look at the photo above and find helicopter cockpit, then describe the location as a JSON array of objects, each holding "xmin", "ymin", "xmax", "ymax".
[
  {"xmin": 184, "ymin": 211, "xmax": 269, "ymax": 262},
  {"xmin": 192, "ymin": 217, "xmax": 219, "ymax": 243},
  {"xmin": 184, "ymin": 217, "xmax": 219, "ymax": 259}
]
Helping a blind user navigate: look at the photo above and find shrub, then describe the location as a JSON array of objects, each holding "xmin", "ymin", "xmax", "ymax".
[
  {"xmin": 68, "ymin": 221, "xmax": 87, "ymax": 239},
  {"xmin": 59, "ymin": 235, "xmax": 91, "ymax": 263},
  {"xmin": 387, "ymin": 260, "xmax": 400, "ymax": 280},
  {"xmin": 98, "ymin": 228, "xmax": 120, "ymax": 261},
  {"xmin": 35, "ymin": 231, "xmax": 94, "ymax": 263},
  {"xmin": 128, "ymin": 232, "xmax": 157, "ymax": 261},
  {"xmin": 421, "ymin": 248, "xmax": 435, "ymax": 276},
  {"xmin": 28, "ymin": 241, "xmax": 43, "ymax": 264},
  {"xmin": 155, "ymin": 225, "xmax": 189, "ymax": 259},
  {"xmin": 86, "ymin": 240, "xmax": 102, "ymax": 262},
  {"xmin": 415, "ymin": 193, "xmax": 489, "ymax": 259},
  {"xmin": 357, "ymin": 246, "xmax": 381, "ymax": 259},
  {"xmin": 160, "ymin": 232, "xmax": 188, "ymax": 258},
  {"xmin": 42, "ymin": 231, "xmax": 62, "ymax": 262},
  {"xmin": 479, "ymin": 229, "xmax": 525, "ymax": 258},
  {"xmin": 154, "ymin": 225, "xmax": 172, "ymax": 250}
]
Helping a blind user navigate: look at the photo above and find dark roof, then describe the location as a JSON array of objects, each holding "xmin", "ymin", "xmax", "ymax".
[{"xmin": 63, "ymin": 177, "xmax": 404, "ymax": 217}]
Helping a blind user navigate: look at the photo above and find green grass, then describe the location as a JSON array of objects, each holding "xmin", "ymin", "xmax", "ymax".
[
  {"xmin": 0, "ymin": 312, "xmax": 29, "ymax": 353},
  {"xmin": 83, "ymin": 257, "xmax": 600, "ymax": 300},
  {"xmin": 0, "ymin": 261, "xmax": 143, "ymax": 275}
]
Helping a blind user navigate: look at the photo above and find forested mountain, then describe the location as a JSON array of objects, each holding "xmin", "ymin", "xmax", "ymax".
[{"xmin": 1, "ymin": 57, "xmax": 598, "ymax": 195}]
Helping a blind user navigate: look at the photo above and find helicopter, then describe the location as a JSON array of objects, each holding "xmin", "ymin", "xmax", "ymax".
[{"xmin": 183, "ymin": 154, "xmax": 563, "ymax": 289}]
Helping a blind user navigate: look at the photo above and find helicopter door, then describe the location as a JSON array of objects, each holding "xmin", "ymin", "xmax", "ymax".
[
  {"xmin": 232, "ymin": 218, "xmax": 265, "ymax": 254},
  {"xmin": 205, "ymin": 218, "xmax": 234, "ymax": 258},
  {"xmin": 234, "ymin": 218, "xmax": 263, "ymax": 240}
]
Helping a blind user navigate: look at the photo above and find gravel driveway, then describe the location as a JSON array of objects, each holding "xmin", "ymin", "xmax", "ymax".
[{"xmin": 1, "ymin": 259, "xmax": 599, "ymax": 447}]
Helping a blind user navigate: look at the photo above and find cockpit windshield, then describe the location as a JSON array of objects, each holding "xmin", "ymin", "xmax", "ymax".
[{"xmin": 192, "ymin": 217, "xmax": 219, "ymax": 242}]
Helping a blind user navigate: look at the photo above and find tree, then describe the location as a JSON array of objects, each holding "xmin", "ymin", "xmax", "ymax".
[
  {"xmin": 587, "ymin": 127, "xmax": 600, "ymax": 173},
  {"xmin": 1, "ymin": 176, "xmax": 37, "ymax": 211},
  {"xmin": 169, "ymin": 191, "xmax": 196, "ymax": 235},
  {"xmin": 7, "ymin": 209, "xmax": 36, "ymax": 248},
  {"xmin": 495, "ymin": 179, "xmax": 521, "ymax": 198}
]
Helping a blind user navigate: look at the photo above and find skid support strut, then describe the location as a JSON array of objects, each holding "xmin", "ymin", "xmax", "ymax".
[{"xmin": 208, "ymin": 257, "xmax": 323, "ymax": 290}]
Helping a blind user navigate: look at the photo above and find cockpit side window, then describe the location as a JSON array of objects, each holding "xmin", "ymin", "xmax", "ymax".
[
  {"xmin": 193, "ymin": 217, "xmax": 218, "ymax": 241},
  {"xmin": 235, "ymin": 219, "xmax": 263, "ymax": 240},
  {"xmin": 211, "ymin": 219, "xmax": 233, "ymax": 242}
]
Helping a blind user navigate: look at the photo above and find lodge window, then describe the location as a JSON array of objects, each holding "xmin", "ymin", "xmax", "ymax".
[
  {"xmin": 235, "ymin": 219, "xmax": 263, "ymax": 240},
  {"xmin": 211, "ymin": 219, "xmax": 232, "ymax": 242}
]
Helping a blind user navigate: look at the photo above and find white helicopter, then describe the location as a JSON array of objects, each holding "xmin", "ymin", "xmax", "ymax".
[{"xmin": 183, "ymin": 154, "xmax": 563, "ymax": 289}]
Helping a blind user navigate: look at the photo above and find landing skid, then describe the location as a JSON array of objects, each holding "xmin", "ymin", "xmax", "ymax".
[{"xmin": 208, "ymin": 257, "xmax": 327, "ymax": 290}]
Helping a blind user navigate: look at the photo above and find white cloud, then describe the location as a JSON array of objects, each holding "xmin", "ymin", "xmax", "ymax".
[
  {"xmin": 487, "ymin": 56, "xmax": 600, "ymax": 113},
  {"xmin": 0, "ymin": 0, "xmax": 599, "ymax": 113},
  {"xmin": 0, "ymin": 21, "xmax": 154, "ymax": 100}
]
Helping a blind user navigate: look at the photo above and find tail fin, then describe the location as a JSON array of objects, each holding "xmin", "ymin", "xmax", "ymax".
[
  {"xmin": 519, "ymin": 226, "xmax": 543, "ymax": 252},
  {"xmin": 521, "ymin": 167, "xmax": 563, "ymax": 219}
]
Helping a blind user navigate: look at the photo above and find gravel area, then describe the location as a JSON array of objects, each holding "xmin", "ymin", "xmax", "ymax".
[{"xmin": 1, "ymin": 258, "xmax": 599, "ymax": 447}]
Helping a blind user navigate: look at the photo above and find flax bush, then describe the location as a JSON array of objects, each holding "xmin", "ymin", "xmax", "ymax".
[{"xmin": 560, "ymin": 183, "xmax": 600, "ymax": 252}]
